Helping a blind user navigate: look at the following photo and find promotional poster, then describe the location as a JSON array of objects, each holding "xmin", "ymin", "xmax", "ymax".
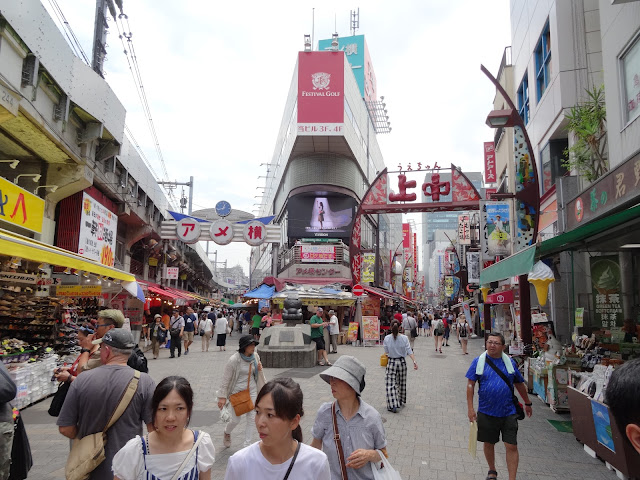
[
  {"xmin": 78, "ymin": 192, "xmax": 118, "ymax": 266},
  {"xmin": 484, "ymin": 201, "xmax": 511, "ymax": 257},
  {"xmin": 287, "ymin": 195, "xmax": 356, "ymax": 239}
]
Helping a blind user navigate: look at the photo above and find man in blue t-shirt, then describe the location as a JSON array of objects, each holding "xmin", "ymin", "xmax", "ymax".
[
  {"xmin": 182, "ymin": 307, "xmax": 197, "ymax": 355},
  {"xmin": 466, "ymin": 332, "xmax": 532, "ymax": 480}
]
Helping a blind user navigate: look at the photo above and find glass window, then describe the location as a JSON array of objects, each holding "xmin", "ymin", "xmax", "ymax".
[
  {"xmin": 534, "ymin": 21, "xmax": 552, "ymax": 101},
  {"xmin": 621, "ymin": 35, "xmax": 640, "ymax": 125},
  {"xmin": 517, "ymin": 72, "xmax": 530, "ymax": 124},
  {"xmin": 540, "ymin": 138, "xmax": 568, "ymax": 195}
]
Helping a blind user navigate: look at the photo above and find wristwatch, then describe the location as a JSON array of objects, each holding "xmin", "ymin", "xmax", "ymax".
[
  {"xmin": 524, "ymin": 402, "xmax": 532, "ymax": 406},
  {"xmin": 80, "ymin": 348, "xmax": 91, "ymax": 353}
]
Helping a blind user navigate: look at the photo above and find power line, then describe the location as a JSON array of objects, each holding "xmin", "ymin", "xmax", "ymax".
[{"xmin": 45, "ymin": 0, "xmax": 90, "ymax": 65}]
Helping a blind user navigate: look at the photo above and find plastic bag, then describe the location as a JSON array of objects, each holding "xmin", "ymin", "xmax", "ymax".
[
  {"xmin": 371, "ymin": 449, "xmax": 402, "ymax": 480},
  {"xmin": 219, "ymin": 402, "xmax": 232, "ymax": 423}
]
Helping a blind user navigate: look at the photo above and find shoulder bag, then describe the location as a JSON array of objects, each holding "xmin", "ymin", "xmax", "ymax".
[
  {"xmin": 484, "ymin": 357, "xmax": 525, "ymax": 420},
  {"xmin": 169, "ymin": 430, "xmax": 204, "ymax": 480},
  {"xmin": 282, "ymin": 440, "xmax": 301, "ymax": 480},
  {"xmin": 65, "ymin": 370, "xmax": 140, "ymax": 480},
  {"xmin": 229, "ymin": 362, "xmax": 254, "ymax": 416},
  {"xmin": 331, "ymin": 402, "xmax": 349, "ymax": 480},
  {"xmin": 170, "ymin": 318, "xmax": 181, "ymax": 337}
]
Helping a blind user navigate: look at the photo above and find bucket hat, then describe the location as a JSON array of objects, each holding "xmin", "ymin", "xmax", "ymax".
[
  {"xmin": 320, "ymin": 355, "xmax": 366, "ymax": 395},
  {"xmin": 238, "ymin": 335, "xmax": 259, "ymax": 352}
]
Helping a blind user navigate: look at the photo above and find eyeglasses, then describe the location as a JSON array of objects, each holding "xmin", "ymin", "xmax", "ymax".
[
  {"xmin": 96, "ymin": 324, "xmax": 112, "ymax": 328},
  {"xmin": 486, "ymin": 341, "xmax": 503, "ymax": 346}
]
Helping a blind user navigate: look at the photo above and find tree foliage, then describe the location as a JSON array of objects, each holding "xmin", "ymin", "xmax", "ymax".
[{"xmin": 562, "ymin": 85, "xmax": 608, "ymax": 182}]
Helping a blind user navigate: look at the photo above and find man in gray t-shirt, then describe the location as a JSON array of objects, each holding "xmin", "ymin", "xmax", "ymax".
[{"xmin": 57, "ymin": 329, "xmax": 155, "ymax": 480}]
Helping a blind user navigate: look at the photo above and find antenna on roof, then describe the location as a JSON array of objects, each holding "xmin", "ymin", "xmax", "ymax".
[{"xmin": 350, "ymin": 8, "xmax": 360, "ymax": 36}]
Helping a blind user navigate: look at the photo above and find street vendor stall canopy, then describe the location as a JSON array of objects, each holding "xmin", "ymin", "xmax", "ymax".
[
  {"xmin": 480, "ymin": 244, "xmax": 537, "ymax": 285},
  {"xmin": 243, "ymin": 284, "xmax": 275, "ymax": 299},
  {"xmin": 271, "ymin": 284, "xmax": 356, "ymax": 307}
]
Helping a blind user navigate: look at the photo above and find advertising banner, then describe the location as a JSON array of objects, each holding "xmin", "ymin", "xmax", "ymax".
[
  {"xmin": 297, "ymin": 51, "xmax": 344, "ymax": 135},
  {"xmin": 590, "ymin": 256, "xmax": 623, "ymax": 328},
  {"xmin": 466, "ymin": 251, "xmax": 480, "ymax": 284},
  {"xmin": 347, "ymin": 322, "xmax": 359, "ymax": 342},
  {"xmin": 0, "ymin": 176, "xmax": 45, "ymax": 233},
  {"xmin": 287, "ymin": 194, "xmax": 357, "ymax": 239},
  {"xmin": 458, "ymin": 214, "xmax": 471, "ymax": 245},
  {"xmin": 402, "ymin": 223, "xmax": 411, "ymax": 265},
  {"xmin": 362, "ymin": 316, "xmax": 379, "ymax": 342},
  {"xmin": 444, "ymin": 276, "xmax": 454, "ymax": 296},
  {"xmin": 300, "ymin": 245, "xmax": 336, "ymax": 263},
  {"xmin": 56, "ymin": 285, "xmax": 102, "ymax": 297},
  {"xmin": 361, "ymin": 295, "xmax": 380, "ymax": 317},
  {"xmin": 484, "ymin": 142, "xmax": 496, "ymax": 184},
  {"xmin": 484, "ymin": 201, "xmax": 511, "ymax": 257},
  {"xmin": 78, "ymin": 192, "xmax": 118, "ymax": 266},
  {"xmin": 575, "ymin": 307, "xmax": 584, "ymax": 328},
  {"xmin": 362, "ymin": 253, "xmax": 375, "ymax": 283}
]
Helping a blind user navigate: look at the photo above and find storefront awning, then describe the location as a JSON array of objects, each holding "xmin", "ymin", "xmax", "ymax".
[
  {"xmin": 485, "ymin": 289, "xmax": 515, "ymax": 304},
  {"xmin": 164, "ymin": 287, "xmax": 197, "ymax": 301},
  {"xmin": 0, "ymin": 228, "xmax": 135, "ymax": 282},
  {"xmin": 480, "ymin": 245, "xmax": 536, "ymax": 285},
  {"xmin": 243, "ymin": 284, "xmax": 275, "ymax": 299},
  {"xmin": 363, "ymin": 286, "xmax": 395, "ymax": 300}
]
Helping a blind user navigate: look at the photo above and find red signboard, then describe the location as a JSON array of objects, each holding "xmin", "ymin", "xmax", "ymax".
[
  {"xmin": 402, "ymin": 223, "xmax": 411, "ymax": 264},
  {"xmin": 352, "ymin": 284, "xmax": 364, "ymax": 296},
  {"xmin": 486, "ymin": 289, "xmax": 514, "ymax": 304},
  {"xmin": 485, "ymin": 188, "xmax": 497, "ymax": 199},
  {"xmin": 297, "ymin": 52, "xmax": 344, "ymax": 128},
  {"xmin": 484, "ymin": 142, "xmax": 497, "ymax": 184}
]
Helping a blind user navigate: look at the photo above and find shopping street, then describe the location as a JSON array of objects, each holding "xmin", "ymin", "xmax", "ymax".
[{"xmin": 21, "ymin": 334, "xmax": 618, "ymax": 480}]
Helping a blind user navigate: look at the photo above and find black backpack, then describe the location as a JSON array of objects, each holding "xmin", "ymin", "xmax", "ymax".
[{"xmin": 127, "ymin": 346, "xmax": 149, "ymax": 373}]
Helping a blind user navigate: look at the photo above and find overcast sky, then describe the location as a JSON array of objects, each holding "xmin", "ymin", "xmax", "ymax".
[{"xmin": 43, "ymin": 0, "xmax": 511, "ymax": 275}]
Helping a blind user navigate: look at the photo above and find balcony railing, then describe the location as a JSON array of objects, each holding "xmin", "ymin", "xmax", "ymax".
[{"xmin": 278, "ymin": 242, "xmax": 350, "ymax": 274}]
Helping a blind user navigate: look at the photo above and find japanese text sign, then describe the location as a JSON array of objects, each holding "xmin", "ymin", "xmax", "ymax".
[
  {"xmin": 177, "ymin": 218, "xmax": 201, "ymax": 244},
  {"xmin": 458, "ymin": 214, "xmax": 471, "ymax": 245},
  {"xmin": 210, "ymin": 219, "xmax": 234, "ymax": 245},
  {"xmin": 243, "ymin": 220, "xmax": 266, "ymax": 246},
  {"xmin": 484, "ymin": 142, "xmax": 496, "ymax": 184},
  {"xmin": 165, "ymin": 266, "xmax": 179, "ymax": 280},
  {"xmin": 300, "ymin": 244, "xmax": 336, "ymax": 263},
  {"xmin": 56, "ymin": 285, "xmax": 102, "ymax": 297},
  {"xmin": 590, "ymin": 256, "xmax": 623, "ymax": 328},
  {"xmin": 78, "ymin": 192, "xmax": 117, "ymax": 266},
  {"xmin": 0, "ymin": 176, "xmax": 45, "ymax": 233}
]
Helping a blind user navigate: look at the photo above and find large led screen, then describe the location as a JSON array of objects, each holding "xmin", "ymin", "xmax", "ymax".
[{"xmin": 287, "ymin": 194, "xmax": 357, "ymax": 240}]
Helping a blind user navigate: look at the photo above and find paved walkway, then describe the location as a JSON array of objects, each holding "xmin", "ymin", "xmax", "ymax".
[{"xmin": 22, "ymin": 332, "xmax": 617, "ymax": 480}]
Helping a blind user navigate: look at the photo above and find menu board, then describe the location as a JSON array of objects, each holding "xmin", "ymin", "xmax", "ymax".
[{"xmin": 362, "ymin": 316, "xmax": 379, "ymax": 342}]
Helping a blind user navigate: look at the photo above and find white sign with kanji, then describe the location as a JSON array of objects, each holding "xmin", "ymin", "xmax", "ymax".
[
  {"xmin": 165, "ymin": 267, "xmax": 179, "ymax": 280},
  {"xmin": 243, "ymin": 220, "xmax": 266, "ymax": 246},
  {"xmin": 176, "ymin": 218, "xmax": 201, "ymax": 244},
  {"xmin": 210, "ymin": 220, "xmax": 234, "ymax": 245}
]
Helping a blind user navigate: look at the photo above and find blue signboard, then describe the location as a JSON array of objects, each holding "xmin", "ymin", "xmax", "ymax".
[{"xmin": 318, "ymin": 35, "xmax": 374, "ymax": 100}]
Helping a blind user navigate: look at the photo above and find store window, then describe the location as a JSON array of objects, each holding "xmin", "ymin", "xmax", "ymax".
[
  {"xmin": 517, "ymin": 71, "xmax": 530, "ymax": 124},
  {"xmin": 534, "ymin": 21, "xmax": 552, "ymax": 101},
  {"xmin": 621, "ymin": 34, "xmax": 640, "ymax": 125},
  {"xmin": 540, "ymin": 138, "xmax": 568, "ymax": 194}
]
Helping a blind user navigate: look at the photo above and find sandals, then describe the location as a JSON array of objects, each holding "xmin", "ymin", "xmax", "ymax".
[
  {"xmin": 326, "ymin": 361, "xmax": 332, "ymax": 366},
  {"xmin": 319, "ymin": 361, "xmax": 325, "ymax": 366},
  {"xmin": 486, "ymin": 470, "xmax": 498, "ymax": 480}
]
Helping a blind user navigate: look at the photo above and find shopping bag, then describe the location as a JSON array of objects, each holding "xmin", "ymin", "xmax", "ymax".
[
  {"xmin": 371, "ymin": 450, "xmax": 402, "ymax": 480},
  {"xmin": 468, "ymin": 421, "xmax": 478, "ymax": 458}
]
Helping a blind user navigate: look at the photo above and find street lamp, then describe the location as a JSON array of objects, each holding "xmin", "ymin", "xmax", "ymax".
[{"xmin": 485, "ymin": 109, "xmax": 521, "ymax": 128}]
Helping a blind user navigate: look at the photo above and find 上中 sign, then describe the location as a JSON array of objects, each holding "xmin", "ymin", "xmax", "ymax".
[
  {"xmin": 0, "ymin": 176, "xmax": 45, "ymax": 233},
  {"xmin": 78, "ymin": 192, "xmax": 117, "ymax": 266}
]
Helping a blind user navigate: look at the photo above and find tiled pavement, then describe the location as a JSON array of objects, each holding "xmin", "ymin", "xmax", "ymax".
[{"xmin": 21, "ymin": 333, "xmax": 618, "ymax": 480}]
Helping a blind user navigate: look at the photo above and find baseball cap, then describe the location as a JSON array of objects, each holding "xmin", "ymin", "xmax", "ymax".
[{"xmin": 92, "ymin": 329, "xmax": 136, "ymax": 349}]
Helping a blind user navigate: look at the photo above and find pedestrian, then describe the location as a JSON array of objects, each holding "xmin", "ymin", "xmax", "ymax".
[
  {"xmin": 328, "ymin": 309, "xmax": 339, "ymax": 354},
  {"xmin": 466, "ymin": 332, "xmax": 533, "ymax": 480},
  {"xmin": 402, "ymin": 310, "xmax": 418, "ymax": 350},
  {"xmin": 112, "ymin": 376, "xmax": 215, "ymax": 479},
  {"xmin": 217, "ymin": 335, "xmax": 266, "ymax": 449},
  {"xmin": 215, "ymin": 313, "xmax": 229, "ymax": 351},
  {"xmin": 457, "ymin": 314, "xmax": 470, "ymax": 355},
  {"xmin": 79, "ymin": 309, "xmax": 125, "ymax": 372},
  {"xmin": 169, "ymin": 309, "xmax": 185, "ymax": 358},
  {"xmin": 425, "ymin": 313, "xmax": 432, "ymax": 337},
  {"xmin": 161, "ymin": 310, "xmax": 171, "ymax": 346},
  {"xmin": 311, "ymin": 355, "xmax": 388, "ymax": 479},
  {"xmin": 147, "ymin": 315, "xmax": 167, "ymax": 360},
  {"xmin": 271, "ymin": 308, "xmax": 283, "ymax": 326},
  {"xmin": 310, "ymin": 307, "xmax": 331, "ymax": 366},
  {"xmin": 57, "ymin": 329, "xmax": 156, "ymax": 480},
  {"xmin": 199, "ymin": 313, "xmax": 214, "ymax": 352},
  {"xmin": 383, "ymin": 321, "xmax": 418, "ymax": 413},
  {"xmin": 53, "ymin": 324, "xmax": 97, "ymax": 385},
  {"xmin": 182, "ymin": 307, "xmax": 197, "ymax": 355},
  {"xmin": 432, "ymin": 315, "xmax": 444, "ymax": 353},
  {"xmin": 605, "ymin": 357, "xmax": 640, "ymax": 454},
  {"xmin": 225, "ymin": 378, "xmax": 330, "ymax": 480},
  {"xmin": 417, "ymin": 312, "xmax": 423, "ymax": 336},
  {"xmin": 0, "ymin": 361, "xmax": 17, "ymax": 480},
  {"xmin": 252, "ymin": 311, "xmax": 263, "ymax": 340},
  {"xmin": 443, "ymin": 314, "xmax": 451, "ymax": 347},
  {"xmin": 227, "ymin": 313, "xmax": 235, "ymax": 337}
]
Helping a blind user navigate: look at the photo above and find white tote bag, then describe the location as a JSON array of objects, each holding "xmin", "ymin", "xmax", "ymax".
[{"xmin": 371, "ymin": 450, "xmax": 402, "ymax": 480}]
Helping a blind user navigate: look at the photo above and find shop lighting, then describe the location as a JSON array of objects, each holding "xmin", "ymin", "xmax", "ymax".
[
  {"xmin": 304, "ymin": 34, "xmax": 311, "ymax": 51},
  {"xmin": 63, "ymin": 267, "xmax": 71, "ymax": 275},
  {"xmin": 0, "ymin": 160, "xmax": 19, "ymax": 169},
  {"xmin": 620, "ymin": 244, "xmax": 640, "ymax": 249},
  {"xmin": 9, "ymin": 257, "xmax": 21, "ymax": 269},
  {"xmin": 81, "ymin": 271, "xmax": 89, "ymax": 278},
  {"xmin": 71, "ymin": 269, "xmax": 79, "ymax": 276},
  {"xmin": 37, "ymin": 263, "xmax": 49, "ymax": 271},
  {"xmin": 14, "ymin": 174, "xmax": 41, "ymax": 184},
  {"xmin": 34, "ymin": 185, "xmax": 58, "ymax": 194}
]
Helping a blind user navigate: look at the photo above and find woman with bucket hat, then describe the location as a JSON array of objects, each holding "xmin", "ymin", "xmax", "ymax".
[
  {"xmin": 217, "ymin": 335, "xmax": 266, "ymax": 449},
  {"xmin": 311, "ymin": 356, "xmax": 388, "ymax": 479}
]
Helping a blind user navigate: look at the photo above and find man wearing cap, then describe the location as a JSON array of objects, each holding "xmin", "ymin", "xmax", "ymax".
[
  {"xmin": 168, "ymin": 309, "xmax": 185, "ymax": 358},
  {"xmin": 310, "ymin": 307, "xmax": 331, "ymax": 366},
  {"xmin": 148, "ymin": 314, "xmax": 167, "ymax": 359},
  {"xmin": 311, "ymin": 356, "xmax": 387, "ymax": 479},
  {"xmin": 57, "ymin": 329, "xmax": 156, "ymax": 480}
]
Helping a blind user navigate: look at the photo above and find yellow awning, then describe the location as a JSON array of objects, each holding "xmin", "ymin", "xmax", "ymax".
[{"xmin": 0, "ymin": 228, "xmax": 135, "ymax": 282}]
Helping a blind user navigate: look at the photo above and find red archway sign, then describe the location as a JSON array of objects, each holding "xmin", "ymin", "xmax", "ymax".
[{"xmin": 352, "ymin": 284, "xmax": 364, "ymax": 296}]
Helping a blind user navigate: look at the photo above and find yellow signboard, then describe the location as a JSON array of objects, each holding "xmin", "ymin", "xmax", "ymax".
[
  {"xmin": 347, "ymin": 322, "xmax": 359, "ymax": 343},
  {"xmin": 0, "ymin": 176, "xmax": 45, "ymax": 233},
  {"xmin": 56, "ymin": 285, "xmax": 102, "ymax": 297}
]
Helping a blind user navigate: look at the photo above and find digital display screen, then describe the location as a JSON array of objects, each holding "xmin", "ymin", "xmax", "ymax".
[{"xmin": 287, "ymin": 194, "xmax": 357, "ymax": 240}]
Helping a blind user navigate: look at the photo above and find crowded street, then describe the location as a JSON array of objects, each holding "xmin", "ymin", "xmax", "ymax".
[{"xmin": 21, "ymin": 335, "xmax": 616, "ymax": 480}]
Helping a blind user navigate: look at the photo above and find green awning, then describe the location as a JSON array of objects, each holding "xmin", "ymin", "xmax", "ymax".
[
  {"xmin": 479, "ymin": 245, "xmax": 536, "ymax": 285},
  {"xmin": 537, "ymin": 203, "xmax": 640, "ymax": 257}
]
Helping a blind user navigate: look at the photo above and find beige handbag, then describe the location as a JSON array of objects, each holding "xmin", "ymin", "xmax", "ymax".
[
  {"xmin": 229, "ymin": 363, "xmax": 254, "ymax": 416},
  {"xmin": 65, "ymin": 370, "xmax": 140, "ymax": 480}
]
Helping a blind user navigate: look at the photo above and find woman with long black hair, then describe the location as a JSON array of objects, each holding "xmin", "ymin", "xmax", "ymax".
[{"xmin": 382, "ymin": 321, "xmax": 418, "ymax": 413}]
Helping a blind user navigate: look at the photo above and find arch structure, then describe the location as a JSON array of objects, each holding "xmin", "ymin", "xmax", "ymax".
[{"xmin": 350, "ymin": 164, "xmax": 483, "ymax": 285}]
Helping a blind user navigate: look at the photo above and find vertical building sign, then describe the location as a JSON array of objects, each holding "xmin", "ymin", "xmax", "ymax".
[
  {"xmin": 484, "ymin": 142, "xmax": 496, "ymax": 184},
  {"xmin": 362, "ymin": 253, "xmax": 375, "ymax": 283},
  {"xmin": 467, "ymin": 251, "xmax": 480, "ymax": 284},
  {"xmin": 297, "ymin": 51, "xmax": 345, "ymax": 135},
  {"xmin": 78, "ymin": 192, "xmax": 118, "ymax": 266},
  {"xmin": 458, "ymin": 214, "xmax": 471, "ymax": 245},
  {"xmin": 479, "ymin": 201, "xmax": 491, "ymax": 261},
  {"xmin": 485, "ymin": 201, "xmax": 511, "ymax": 257},
  {"xmin": 590, "ymin": 256, "xmax": 623, "ymax": 328},
  {"xmin": 413, "ymin": 232, "xmax": 418, "ymax": 295}
]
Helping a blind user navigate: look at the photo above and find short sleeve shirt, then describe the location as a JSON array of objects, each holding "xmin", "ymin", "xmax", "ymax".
[
  {"xmin": 311, "ymin": 400, "xmax": 386, "ymax": 480},
  {"xmin": 252, "ymin": 314, "xmax": 262, "ymax": 328},
  {"xmin": 309, "ymin": 315, "xmax": 323, "ymax": 338},
  {"xmin": 183, "ymin": 313, "xmax": 196, "ymax": 332},
  {"xmin": 466, "ymin": 356, "xmax": 525, "ymax": 418},
  {"xmin": 57, "ymin": 365, "xmax": 155, "ymax": 480}
]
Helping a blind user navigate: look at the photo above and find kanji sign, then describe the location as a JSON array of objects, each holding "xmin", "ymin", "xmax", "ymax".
[
  {"xmin": 243, "ymin": 220, "xmax": 266, "ymax": 246},
  {"xmin": 78, "ymin": 192, "xmax": 117, "ymax": 266},
  {"xmin": 484, "ymin": 142, "xmax": 496, "ymax": 184},
  {"xmin": 0, "ymin": 176, "xmax": 45, "ymax": 233},
  {"xmin": 209, "ymin": 220, "xmax": 234, "ymax": 245},
  {"xmin": 176, "ymin": 218, "xmax": 201, "ymax": 244},
  {"xmin": 165, "ymin": 267, "xmax": 179, "ymax": 280},
  {"xmin": 590, "ymin": 256, "xmax": 623, "ymax": 328}
]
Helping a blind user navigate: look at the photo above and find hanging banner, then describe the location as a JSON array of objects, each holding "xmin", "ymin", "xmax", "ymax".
[
  {"xmin": 444, "ymin": 276, "xmax": 454, "ymax": 296},
  {"xmin": 590, "ymin": 256, "xmax": 623, "ymax": 328},
  {"xmin": 56, "ymin": 285, "xmax": 102, "ymax": 297},
  {"xmin": 0, "ymin": 176, "xmax": 45, "ymax": 234},
  {"xmin": 362, "ymin": 316, "xmax": 379, "ymax": 342},
  {"xmin": 362, "ymin": 253, "xmax": 375, "ymax": 283},
  {"xmin": 458, "ymin": 214, "xmax": 471, "ymax": 245},
  {"xmin": 78, "ymin": 192, "xmax": 118, "ymax": 266},
  {"xmin": 484, "ymin": 142, "xmax": 497, "ymax": 184},
  {"xmin": 479, "ymin": 201, "xmax": 491, "ymax": 261},
  {"xmin": 485, "ymin": 201, "xmax": 511, "ymax": 257},
  {"xmin": 467, "ymin": 251, "xmax": 480, "ymax": 284},
  {"xmin": 575, "ymin": 307, "xmax": 584, "ymax": 328}
]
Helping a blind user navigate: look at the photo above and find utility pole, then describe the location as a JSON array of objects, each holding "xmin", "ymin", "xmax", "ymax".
[
  {"xmin": 158, "ymin": 177, "xmax": 194, "ymax": 214},
  {"xmin": 92, "ymin": 0, "xmax": 120, "ymax": 77}
]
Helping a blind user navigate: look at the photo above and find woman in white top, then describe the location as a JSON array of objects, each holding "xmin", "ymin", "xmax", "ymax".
[
  {"xmin": 199, "ymin": 314, "xmax": 213, "ymax": 352},
  {"xmin": 383, "ymin": 321, "xmax": 418, "ymax": 413},
  {"xmin": 327, "ymin": 309, "xmax": 339, "ymax": 354},
  {"xmin": 112, "ymin": 376, "xmax": 215, "ymax": 480},
  {"xmin": 457, "ymin": 314, "xmax": 470, "ymax": 355},
  {"xmin": 214, "ymin": 313, "xmax": 229, "ymax": 351},
  {"xmin": 217, "ymin": 335, "xmax": 267, "ymax": 449},
  {"xmin": 225, "ymin": 378, "xmax": 330, "ymax": 480}
]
